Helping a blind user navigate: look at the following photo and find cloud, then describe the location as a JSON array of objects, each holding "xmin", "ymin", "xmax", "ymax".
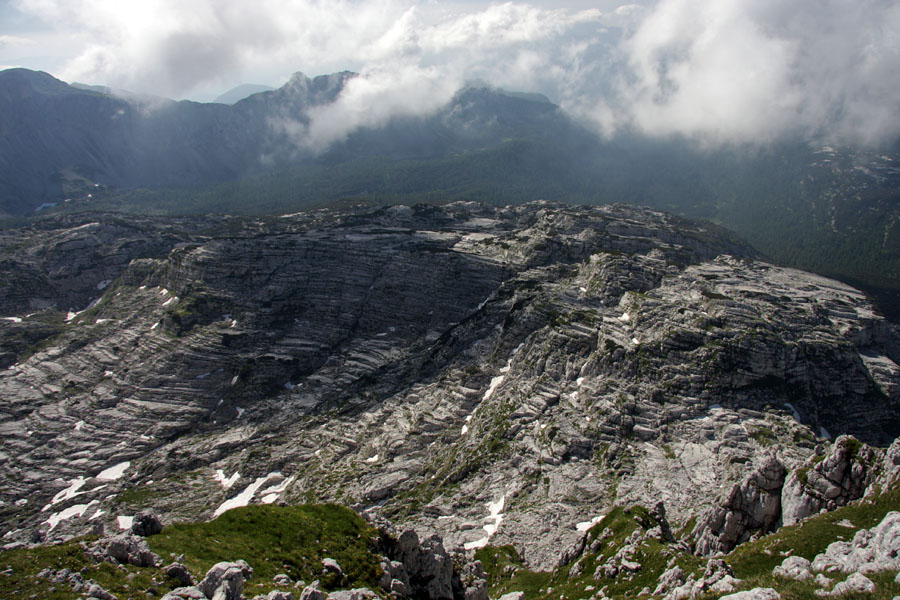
[
  {"xmin": 9, "ymin": 0, "xmax": 900, "ymax": 148},
  {"xmin": 0, "ymin": 34, "xmax": 35, "ymax": 50},
  {"xmin": 586, "ymin": 0, "xmax": 900, "ymax": 146},
  {"xmin": 294, "ymin": 63, "xmax": 463, "ymax": 152}
]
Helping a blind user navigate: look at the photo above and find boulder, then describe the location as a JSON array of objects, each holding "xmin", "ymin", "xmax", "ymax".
[
  {"xmin": 392, "ymin": 530, "xmax": 453, "ymax": 600},
  {"xmin": 719, "ymin": 588, "xmax": 781, "ymax": 600},
  {"xmin": 198, "ymin": 562, "xmax": 246, "ymax": 600},
  {"xmin": 882, "ymin": 438, "xmax": 900, "ymax": 489},
  {"xmin": 88, "ymin": 534, "xmax": 161, "ymax": 568},
  {"xmin": 130, "ymin": 511, "xmax": 164, "ymax": 536},
  {"xmin": 773, "ymin": 556, "xmax": 812, "ymax": 580},
  {"xmin": 258, "ymin": 592, "xmax": 294, "ymax": 600},
  {"xmin": 824, "ymin": 573, "xmax": 876, "ymax": 596},
  {"xmin": 299, "ymin": 583, "xmax": 326, "ymax": 600},
  {"xmin": 164, "ymin": 562, "xmax": 194, "ymax": 586},
  {"xmin": 653, "ymin": 565, "xmax": 685, "ymax": 596},
  {"xmin": 326, "ymin": 589, "xmax": 377, "ymax": 600},
  {"xmin": 84, "ymin": 582, "xmax": 116, "ymax": 600},
  {"xmin": 811, "ymin": 511, "xmax": 900, "ymax": 574},
  {"xmin": 161, "ymin": 588, "xmax": 206, "ymax": 600}
]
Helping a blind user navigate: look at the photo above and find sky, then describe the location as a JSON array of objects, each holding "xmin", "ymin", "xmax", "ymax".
[{"xmin": 1, "ymin": 0, "xmax": 899, "ymax": 147}]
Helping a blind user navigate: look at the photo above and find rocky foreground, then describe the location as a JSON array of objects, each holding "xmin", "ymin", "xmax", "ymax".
[{"xmin": 1, "ymin": 201, "xmax": 900, "ymax": 590}]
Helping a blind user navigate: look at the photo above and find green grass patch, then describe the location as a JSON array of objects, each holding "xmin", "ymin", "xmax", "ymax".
[
  {"xmin": 0, "ymin": 504, "xmax": 385, "ymax": 599},
  {"xmin": 0, "ymin": 536, "xmax": 160, "ymax": 600},
  {"xmin": 148, "ymin": 504, "xmax": 383, "ymax": 594},
  {"xmin": 477, "ymin": 505, "xmax": 687, "ymax": 600}
]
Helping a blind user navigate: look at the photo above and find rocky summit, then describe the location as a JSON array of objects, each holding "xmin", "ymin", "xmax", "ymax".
[{"xmin": 1, "ymin": 201, "xmax": 900, "ymax": 582}]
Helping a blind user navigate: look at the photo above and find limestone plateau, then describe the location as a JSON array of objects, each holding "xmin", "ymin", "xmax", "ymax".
[{"xmin": 1, "ymin": 202, "xmax": 900, "ymax": 579}]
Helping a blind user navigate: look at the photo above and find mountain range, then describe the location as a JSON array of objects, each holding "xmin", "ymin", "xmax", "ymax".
[
  {"xmin": 1, "ymin": 67, "xmax": 899, "ymax": 321},
  {"xmin": 2, "ymin": 66, "xmax": 900, "ymax": 599}
]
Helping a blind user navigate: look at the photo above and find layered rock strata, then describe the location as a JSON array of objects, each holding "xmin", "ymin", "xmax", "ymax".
[{"xmin": 1, "ymin": 202, "xmax": 898, "ymax": 569}]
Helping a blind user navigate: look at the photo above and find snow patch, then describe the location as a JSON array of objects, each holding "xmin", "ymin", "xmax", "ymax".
[
  {"xmin": 464, "ymin": 494, "xmax": 506, "ymax": 550},
  {"xmin": 231, "ymin": 375, "xmax": 239, "ymax": 385},
  {"xmin": 214, "ymin": 472, "xmax": 282, "ymax": 517},
  {"xmin": 576, "ymin": 514, "xmax": 606, "ymax": 532},
  {"xmin": 150, "ymin": 321, "xmax": 159, "ymax": 330},
  {"xmin": 161, "ymin": 297, "xmax": 176, "ymax": 307},
  {"xmin": 259, "ymin": 475, "xmax": 295, "ymax": 504},
  {"xmin": 0, "ymin": 317, "xmax": 22, "ymax": 323},
  {"xmin": 214, "ymin": 470, "xmax": 240, "ymax": 489},
  {"xmin": 366, "ymin": 454, "xmax": 379, "ymax": 463},
  {"xmin": 44, "ymin": 477, "xmax": 87, "ymax": 510},
  {"xmin": 461, "ymin": 425, "xmax": 469, "ymax": 435},
  {"xmin": 46, "ymin": 500, "xmax": 99, "ymax": 531},
  {"xmin": 483, "ymin": 375, "xmax": 505, "ymax": 401},
  {"xmin": 74, "ymin": 420, "xmax": 85, "ymax": 431},
  {"xmin": 96, "ymin": 280, "xmax": 112, "ymax": 290},
  {"xmin": 619, "ymin": 312, "xmax": 630, "ymax": 322},
  {"xmin": 117, "ymin": 515, "xmax": 134, "ymax": 530},
  {"xmin": 96, "ymin": 461, "xmax": 130, "ymax": 481}
]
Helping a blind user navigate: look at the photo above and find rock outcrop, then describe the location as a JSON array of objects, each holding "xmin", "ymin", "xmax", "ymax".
[
  {"xmin": 1, "ymin": 202, "xmax": 898, "ymax": 569},
  {"xmin": 88, "ymin": 533, "xmax": 162, "ymax": 567},
  {"xmin": 811, "ymin": 511, "xmax": 900, "ymax": 574},
  {"xmin": 781, "ymin": 436, "xmax": 879, "ymax": 526},
  {"xmin": 692, "ymin": 455, "xmax": 787, "ymax": 555}
]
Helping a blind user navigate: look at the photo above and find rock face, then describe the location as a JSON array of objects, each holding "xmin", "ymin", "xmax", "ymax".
[
  {"xmin": 692, "ymin": 456, "xmax": 787, "ymax": 555},
  {"xmin": 1, "ymin": 202, "xmax": 899, "ymax": 569},
  {"xmin": 781, "ymin": 436, "xmax": 879, "ymax": 526}
]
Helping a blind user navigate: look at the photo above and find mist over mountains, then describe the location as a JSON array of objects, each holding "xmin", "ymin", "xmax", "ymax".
[
  {"xmin": 3, "ymin": 3, "xmax": 900, "ymax": 593},
  {"xmin": 1, "ymin": 65, "xmax": 899, "ymax": 321}
]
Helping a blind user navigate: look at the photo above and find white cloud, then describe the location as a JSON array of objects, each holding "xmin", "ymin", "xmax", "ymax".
[
  {"xmin": 0, "ymin": 34, "xmax": 35, "ymax": 49},
  {"xmin": 587, "ymin": 0, "xmax": 900, "ymax": 146},
  {"xmin": 6, "ymin": 0, "xmax": 900, "ymax": 147},
  {"xmin": 302, "ymin": 64, "xmax": 461, "ymax": 151}
]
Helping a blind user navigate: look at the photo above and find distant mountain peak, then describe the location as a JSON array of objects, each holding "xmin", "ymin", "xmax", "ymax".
[
  {"xmin": 0, "ymin": 67, "xmax": 74, "ymax": 97},
  {"xmin": 213, "ymin": 83, "xmax": 274, "ymax": 105}
]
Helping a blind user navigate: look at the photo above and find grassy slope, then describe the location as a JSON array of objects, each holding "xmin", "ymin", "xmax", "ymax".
[
  {"xmin": 0, "ymin": 504, "xmax": 384, "ymax": 600},
  {"xmin": 2, "ymin": 488, "xmax": 899, "ymax": 599},
  {"xmin": 477, "ymin": 484, "xmax": 900, "ymax": 600}
]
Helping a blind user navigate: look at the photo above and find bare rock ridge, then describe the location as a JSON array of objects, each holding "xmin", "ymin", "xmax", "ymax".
[{"xmin": 1, "ymin": 201, "xmax": 899, "ymax": 571}]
